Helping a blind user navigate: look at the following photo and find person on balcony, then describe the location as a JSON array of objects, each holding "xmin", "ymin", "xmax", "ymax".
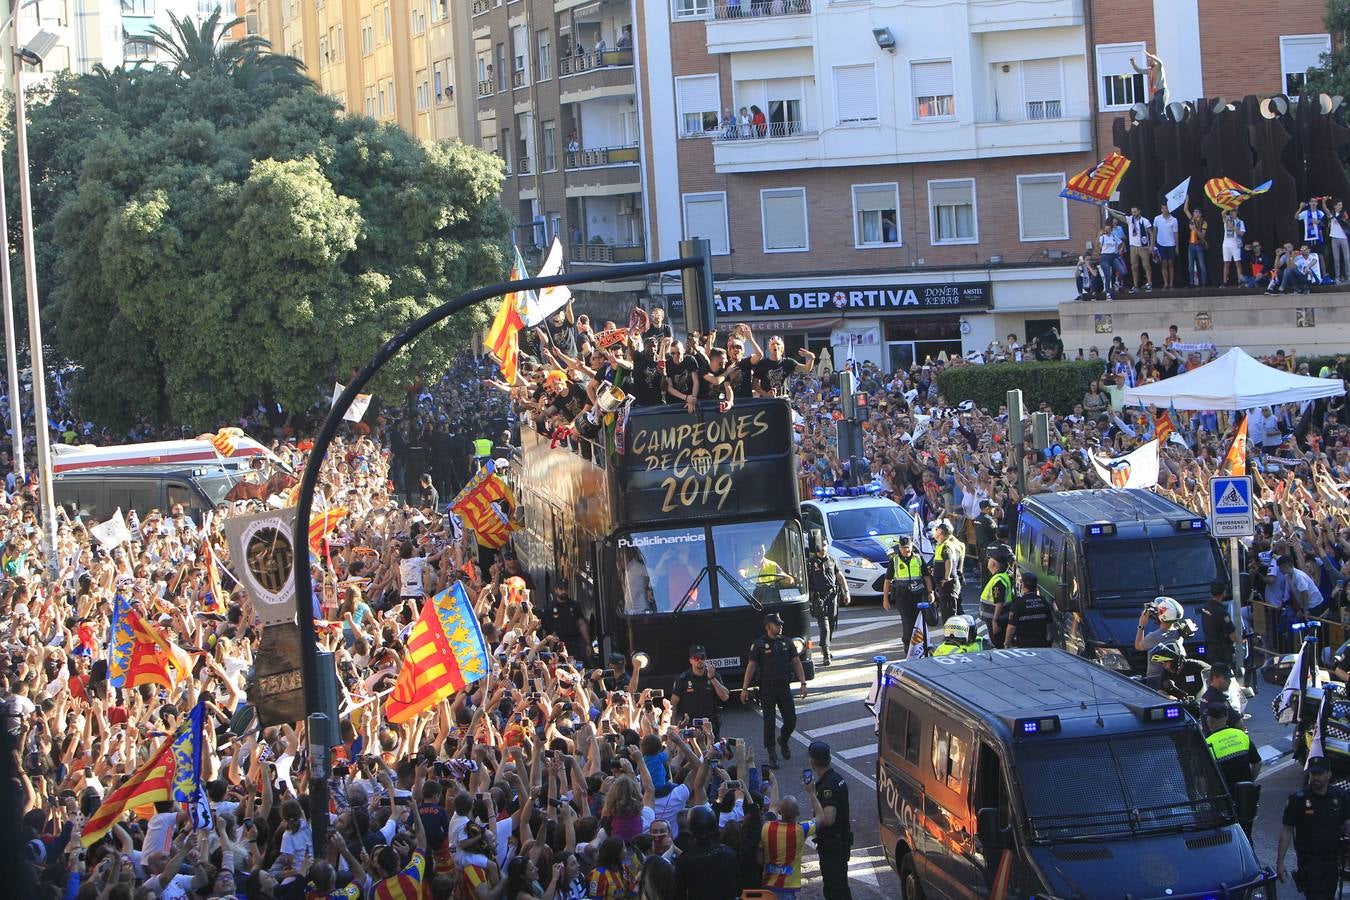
[
  {"xmin": 750, "ymin": 105, "xmax": 767, "ymax": 138},
  {"xmin": 617, "ymin": 25, "xmax": 633, "ymax": 48}
]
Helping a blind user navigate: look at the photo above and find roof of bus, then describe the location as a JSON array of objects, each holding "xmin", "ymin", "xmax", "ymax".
[{"xmin": 1022, "ymin": 488, "xmax": 1196, "ymax": 530}]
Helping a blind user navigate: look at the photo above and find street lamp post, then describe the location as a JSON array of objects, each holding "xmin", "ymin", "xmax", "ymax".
[{"xmin": 0, "ymin": 145, "xmax": 22, "ymax": 478}]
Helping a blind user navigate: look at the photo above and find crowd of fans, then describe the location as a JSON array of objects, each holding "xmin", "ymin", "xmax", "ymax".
[{"xmin": 3, "ymin": 299, "xmax": 1349, "ymax": 900}]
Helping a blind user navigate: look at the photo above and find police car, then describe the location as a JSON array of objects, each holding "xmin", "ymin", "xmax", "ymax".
[{"xmin": 801, "ymin": 487, "xmax": 921, "ymax": 600}]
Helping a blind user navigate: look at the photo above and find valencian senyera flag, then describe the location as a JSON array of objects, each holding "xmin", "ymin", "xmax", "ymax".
[
  {"xmin": 210, "ymin": 427, "xmax": 244, "ymax": 457},
  {"xmin": 199, "ymin": 537, "xmax": 225, "ymax": 616},
  {"xmin": 1204, "ymin": 177, "xmax": 1273, "ymax": 211},
  {"xmin": 384, "ymin": 582, "xmax": 491, "ymax": 724},
  {"xmin": 172, "ymin": 699, "xmax": 214, "ymax": 830},
  {"xmin": 449, "ymin": 461, "xmax": 516, "ymax": 550},
  {"xmin": 1222, "ymin": 414, "xmax": 1249, "ymax": 476},
  {"xmin": 108, "ymin": 596, "xmax": 185, "ymax": 691},
  {"xmin": 308, "ymin": 506, "xmax": 349, "ymax": 554},
  {"xmin": 1060, "ymin": 152, "xmax": 1131, "ymax": 206},
  {"xmin": 484, "ymin": 249, "xmax": 531, "ymax": 384}
]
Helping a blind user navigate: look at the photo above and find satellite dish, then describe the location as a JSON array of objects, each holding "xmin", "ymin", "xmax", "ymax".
[
  {"xmin": 1271, "ymin": 94, "xmax": 1290, "ymax": 116},
  {"xmin": 1166, "ymin": 101, "xmax": 1190, "ymax": 123},
  {"xmin": 1321, "ymin": 93, "xmax": 1337, "ymax": 115},
  {"xmin": 1130, "ymin": 102, "xmax": 1150, "ymax": 122}
]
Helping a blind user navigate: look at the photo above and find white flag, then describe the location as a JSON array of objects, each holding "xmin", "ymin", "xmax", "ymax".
[
  {"xmin": 91, "ymin": 508, "xmax": 132, "ymax": 548},
  {"xmin": 524, "ymin": 238, "xmax": 572, "ymax": 327},
  {"xmin": 1165, "ymin": 176, "xmax": 1192, "ymax": 212},
  {"xmin": 1276, "ymin": 640, "xmax": 1321, "ymax": 724},
  {"xmin": 906, "ymin": 617, "xmax": 930, "ymax": 659},
  {"xmin": 1090, "ymin": 439, "xmax": 1160, "ymax": 489},
  {"xmin": 332, "ymin": 383, "xmax": 373, "ymax": 423}
]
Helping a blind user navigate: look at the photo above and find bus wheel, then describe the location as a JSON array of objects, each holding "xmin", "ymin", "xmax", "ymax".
[{"xmin": 898, "ymin": 853, "xmax": 924, "ymax": 900}]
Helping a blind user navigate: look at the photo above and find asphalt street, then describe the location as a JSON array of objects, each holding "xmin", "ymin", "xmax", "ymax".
[{"xmin": 714, "ymin": 598, "xmax": 1310, "ymax": 900}]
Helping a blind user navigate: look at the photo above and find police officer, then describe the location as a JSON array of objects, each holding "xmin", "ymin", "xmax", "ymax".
[
  {"xmin": 806, "ymin": 531, "xmax": 850, "ymax": 666},
  {"xmin": 1204, "ymin": 701, "xmax": 1262, "ymax": 836},
  {"xmin": 1004, "ymin": 571, "xmax": 1051, "ymax": 648},
  {"xmin": 1150, "ymin": 642, "xmax": 1210, "ymax": 706},
  {"xmin": 1200, "ymin": 662, "xmax": 1243, "ymax": 724},
  {"xmin": 807, "ymin": 740, "xmax": 853, "ymax": 900},
  {"xmin": 538, "ymin": 583, "xmax": 590, "ymax": 662},
  {"xmin": 882, "ymin": 536, "xmax": 934, "ymax": 644},
  {"xmin": 972, "ymin": 500, "xmax": 998, "ymax": 582},
  {"xmin": 672, "ymin": 644, "xmax": 730, "ymax": 736},
  {"xmin": 471, "ymin": 435, "xmax": 494, "ymax": 473},
  {"xmin": 932, "ymin": 615, "xmax": 985, "ymax": 656},
  {"xmin": 1200, "ymin": 579, "xmax": 1239, "ymax": 673},
  {"xmin": 931, "ymin": 521, "xmax": 965, "ymax": 620},
  {"xmin": 673, "ymin": 805, "xmax": 739, "ymax": 899},
  {"xmin": 979, "ymin": 547, "xmax": 1014, "ymax": 648},
  {"xmin": 1277, "ymin": 756, "xmax": 1350, "ymax": 897},
  {"xmin": 742, "ymin": 612, "xmax": 807, "ymax": 768}
]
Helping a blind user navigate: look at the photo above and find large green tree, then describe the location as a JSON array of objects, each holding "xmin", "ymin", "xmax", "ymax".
[
  {"xmin": 1304, "ymin": 2, "xmax": 1350, "ymax": 98},
  {"xmin": 14, "ymin": 17, "xmax": 509, "ymax": 429}
]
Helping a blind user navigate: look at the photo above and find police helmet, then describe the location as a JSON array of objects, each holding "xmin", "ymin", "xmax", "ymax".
[
  {"xmin": 1149, "ymin": 640, "xmax": 1185, "ymax": 666},
  {"xmin": 686, "ymin": 805, "xmax": 719, "ymax": 840},
  {"xmin": 1150, "ymin": 596, "xmax": 1185, "ymax": 624},
  {"xmin": 942, "ymin": 614, "xmax": 978, "ymax": 644}
]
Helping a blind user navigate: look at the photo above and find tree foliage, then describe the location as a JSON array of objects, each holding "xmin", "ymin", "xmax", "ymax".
[
  {"xmin": 1303, "ymin": 2, "xmax": 1350, "ymax": 99},
  {"xmin": 14, "ymin": 24, "xmax": 509, "ymax": 429},
  {"xmin": 936, "ymin": 360, "xmax": 1106, "ymax": 416}
]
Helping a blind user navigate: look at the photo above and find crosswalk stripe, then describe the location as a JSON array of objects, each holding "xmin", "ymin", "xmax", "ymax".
[
  {"xmin": 838, "ymin": 744, "xmax": 877, "ymax": 760},
  {"xmin": 789, "ymin": 730, "xmax": 876, "ymax": 792},
  {"xmin": 804, "ymin": 715, "xmax": 876, "ymax": 738},
  {"xmin": 799, "ymin": 693, "xmax": 870, "ymax": 715}
]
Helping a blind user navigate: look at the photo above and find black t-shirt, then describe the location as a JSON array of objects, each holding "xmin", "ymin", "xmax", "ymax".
[
  {"xmin": 665, "ymin": 356, "xmax": 700, "ymax": 402},
  {"xmin": 1006, "ymin": 592, "xmax": 1051, "ymax": 647},
  {"xmin": 754, "ymin": 357, "xmax": 801, "ymax": 397},
  {"xmin": 418, "ymin": 801, "xmax": 450, "ymax": 853},
  {"xmin": 642, "ymin": 322, "xmax": 674, "ymax": 346},
  {"xmin": 674, "ymin": 842, "xmax": 740, "ymax": 898},
  {"xmin": 552, "ymin": 382, "xmax": 589, "ymax": 421},
  {"xmin": 749, "ymin": 634, "xmax": 799, "ymax": 681},
  {"xmin": 629, "ymin": 350, "xmax": 665, "ymax": 406},
  {"xmin": 726, "ymin": 359, "xmax": 757, "ymax": 399},
  {"xmin": 540, "ymin": 596, "xmax": 584, "ymax": 641},
  {"xmin": 546, "ymin": 318, "xmax": 579, "ymax": 358},
  {"xmin": 1200, "ymin": 599, "xmax": 1236, "ymax": 661},
  {"xmin": 1160, "ymin": 659, "xmax": 1210, "ymax": 700},
  {"xmin": 672, "ymin": 668, "xmax": 720, "ymax": 722},
  {"xmin": 1283, "ymin": 787, "xmax": 1350, "ymax": 857},
  {"xmin": 814, "ymin": 768, "xmax": 851, "ymax": 846}
]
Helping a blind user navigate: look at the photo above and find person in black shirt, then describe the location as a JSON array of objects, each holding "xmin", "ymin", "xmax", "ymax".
[
  {"xmin": 742, "ymin": 612, "xmax": 807, "ymax": 767},
  {"xmin": 673, "ymin": 806, "xmax": 739, "ymax": 899},
  {"xmin": 671, "ymin": 644, "xmax": 730, "ymax": 735},
  {"xmin": 808, "ymin": 740, "xmax": 853, "ymax": 900},
  {"xmin": 1277, "ymin": 756, "xmax": 1350, "ymax": 893},
  {"xmin": 626, "ymin": 335, "xmax": 667, "ymax": 407},
  {"xmin": 417, "ymin": 779, "xmax": 452, "ymax": 873},
  {"xmin": 641, "ymin": 305, "xmax": 674, "ymax": 346},
  {"xmin": 544, "ymin": 372, "xmax": 589, "ymax": 425},
  {"xmin": 538, "ymin": 584, "xmax": 590, "ymax": 661},
  {"xmin": 723, "ymin": 328, "xmax": 758, "ymax": 400},
  {"xmin": 971, "ymin": 500, "xmax": 998, "ymax": 581},
  {"xmin": 1199, "ymin": 663, "xmax": 1242, "ymax": 725},
  {"xmin": 416, "ymin": 472, "xmax": 440, "ymax": 512},
  {"xmin": 754, "ymin": 336, "xmax": 814, "ymax": 397},
  {"xmin": 1200, "ymin": 579, "xmax": 1238, "ymax": 669},
  {"xmin": 698, "ymin": 345, "xmax": 735, "ymax": 411},
  {"xmin": 1004, "ymin": 572, "xmax": 1051, "ymax": 648},
  {"xmin": 544, "ymin": 304, "xmax": 579, "ymax": 359},
  {"xmin": 806, "ymin": 534, "xmax": 849, "ymax": 664},
  {"xmin": 663, "ymin": 341, "xmax": 701, "ymax": 411},
  {"xmin": 1150, "ymin": 642, "xmax": 1210, "ymax": 704}
]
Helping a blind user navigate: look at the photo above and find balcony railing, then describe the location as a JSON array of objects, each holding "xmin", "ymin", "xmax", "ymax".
[
  {"xmin": 1026, "ymin": 99, "xmax": 1063, "ymax": 120},
  {"xmin": 512, "ymin": 69, "xmax": 526, "ymax": 88},
  {"xmin": 559, "ymin": 49, "xmax": 634, "ymax": 76},
  {"xmin": 471, "ymin": 0, "xmax": 491, "ymax": 14},
  {"xmin": 712, "ymin": 0, "xmax": 809, "ymax": 19},
  {"xmin": 477, "ymin": 79, "xmax": 494, "ymax": 97},
  {"xmin": 712, "ymin": 120, "xmax": 813, "ymax": 142},
  {"xmin": 570, "ymin": 242, "xmax": 645, "ymax": 263},
  {"xmin": 565, "ymin": 144, "xmax": 640, "ymax": 168}
]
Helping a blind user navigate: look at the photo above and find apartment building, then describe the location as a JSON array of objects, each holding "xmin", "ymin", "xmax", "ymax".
[
  {"xmin": 470, "ymin": 0, "xmax": 647, "ymax": 302},
  {"xmin": 248, "ymin": 0, "xmax": 476, "ymax": 142},
  {"xmin": 637, "ymin": 0, "xmax": 1097, "ymax": 367}
]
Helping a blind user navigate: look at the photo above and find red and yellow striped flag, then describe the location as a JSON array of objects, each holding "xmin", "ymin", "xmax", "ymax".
[
  {"xmin": 485, "ymin": 254, "xmax": 529, "ymax": 384},
  {"xmin": 209, "ymin": 427, "xmax": 245, "ymax": 457},
  {"xmin": 449, "ymin": 462, "xmax": 515, "ymax": 550},
  {"xmin": 1155, "ymin": 410, "xmax": 1175, "ymax": 444},
  {"xmin": 1221, "ymin": 415, "xmax": 1248, "ymax": 476},
  {"xmin": 760, "ymin": 820, "xmax": 811, "ymax": 889},
  {"xmin": 385, "ymin": 583, "xmax": 490, "ymax": 725},
  {"xmin": 81, "ymin": 734, "xmax": 175, "ymax": 846},
  {"xmin": 308, "ymin": 506, "xmax": 348, "ymax": 554},
  {"xmin": 1204, "ymin": 177, "xmax": 1273, "ymax": 211},
  {"xmin": 122, "ymin": 609, "xmax": 186, "ymax": 691},
  {"xmin": 200, "ymin": 537, "xmax": 224, "ymax": 615},
  {"xmin": 373, "ymin": 850, "xmax": 428, "ymax": 900},
  {"xmin": 1060, "ymin": 152, "xmax": 1131, "ymax": 205}
]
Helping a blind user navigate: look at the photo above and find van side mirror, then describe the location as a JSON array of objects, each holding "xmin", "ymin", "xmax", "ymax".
[
  {"xmin": 976, "ymin": 807, "xmax": 1003, "ymax": 849},
  {"xmin": 1232, "ymin": 781, "xmax": 1261, "ymax": 824}
]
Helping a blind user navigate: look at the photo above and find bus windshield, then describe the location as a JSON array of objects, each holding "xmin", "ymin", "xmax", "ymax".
[
  {"xmin": 1017, "ymin": 730, "xmax": 1231, "ymax": 842},
  {"xmin": 617, "ymin": 518, "xmax": 807, "ymax": 615},
  {"xmin": 1084, "ymin": 537, "xmax": 1220, "ymax": 602},
  {"xmin": 826, "ymin": 505, "xmax": 914, "ymax": 540}
]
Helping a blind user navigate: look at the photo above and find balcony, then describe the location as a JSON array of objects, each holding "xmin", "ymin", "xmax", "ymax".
[
  {"xmin": 565, "ymin": 158, "xmax": 641, "ymax": 196},
  {"xmin": 565, "ymin": 144, "xmax": 640, "ymax": 169},
  {"xmin": 969, "ymin": 0, "xmax": 1082, "ymax": 32},
  {"xmin": 713, "ymin": 121, "xmax": 814, "ymax": 142},
  {"xmin": 972, "ymin": 102, "xmax": 1092, "ymax": 157},
  {"xmin": 712, "ymin": 121, "xmax": 819, "ymax": 172},
  {"xmin": 705, "ymin": 0, "xmax": 813, "ymax": 54},
  {"xmin": 472, "ymin": 0, "xmax": 491, "ymax": 15},
  {"xmin": 512, "ymin": 69, "xmax": 526, "ymax": 89},
  {"xmin": 559, "ymin": 53, "xmax": 636, "ymax": 103},
  {"xmin": 477, "ymin": 80, "xmax": 494, "ymax": 97},
  {"xmin": 559, "ymin": 49, "xmax": 633, "ymax": 77},
  {"xmin": 570, "ymin": 242, "xmax": 645, "ymax": 264}
]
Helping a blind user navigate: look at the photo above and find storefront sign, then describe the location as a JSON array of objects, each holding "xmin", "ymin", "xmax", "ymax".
[{"xmin": 714, "ymin": 282, "xmax": 991, "ymax": 317}]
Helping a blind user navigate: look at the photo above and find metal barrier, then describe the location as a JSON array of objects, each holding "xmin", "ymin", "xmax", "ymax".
[{"xmin": 1248, "ymin": 597, "xmax": 1347, "ymax": 659}]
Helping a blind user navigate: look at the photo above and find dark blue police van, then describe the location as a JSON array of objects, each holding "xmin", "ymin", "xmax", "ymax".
[{"xmin": 870, "ymin": 649, "xmax": 1273, "ymax": 899}]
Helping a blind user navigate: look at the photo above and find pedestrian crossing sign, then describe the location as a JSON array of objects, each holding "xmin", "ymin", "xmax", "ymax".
[{"xmin": 1209, "ymin": 475, "xmax": 1253, "ymax": 537}]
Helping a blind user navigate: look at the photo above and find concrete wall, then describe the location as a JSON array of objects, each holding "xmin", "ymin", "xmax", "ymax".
[{"xmin": 1057, "ymin": 291, "xmax": 1350, "ymax": 358}]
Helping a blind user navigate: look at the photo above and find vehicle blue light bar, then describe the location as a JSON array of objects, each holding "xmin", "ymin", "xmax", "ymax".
[
  {"xmin": 1085, "ymin": 522, "xmax": 1116, "ymax": 537},
  {"xmin": 1174, "ymin": 518, "xmax": 1207, "ymax": 532},
  {"xmin": 812, "ymin": 482, "xmax": 885, "ymax": 500},
  {"xmin": 1014, "ymin": 716, "xmax": 1060, "ymax": 735},
  {"xmin": 1142, "ymin": 704, "xmax": 1183, "ymax": 722}
]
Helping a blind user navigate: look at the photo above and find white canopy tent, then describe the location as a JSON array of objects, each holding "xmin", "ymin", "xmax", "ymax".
[{"xmin": 1120, "ymin": 348, "xmax": 1345, "ymax": 411}]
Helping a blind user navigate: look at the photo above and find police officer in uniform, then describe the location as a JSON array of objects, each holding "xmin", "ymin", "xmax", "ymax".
[
  {"xmin": 807, "ymin": 740, "xmax": 853, "ymax": 900},
  {"xmin": 932, "ymin": 521, "xmax": 965, "ymax": 620},
  {"xmin": 882, "ymin": 536, "xmax": 934, "ymax": 644},
  {"xmin": 1004, "ymin": 572, "xmax": 1052, "ymax": 648},
  {"xmin": 742, "ymin": 612, "xmax": 808, "ymax": 768},
  {"xmin": 1204, "ymin": 702, "xmax": 1261, "ymax": 836},
  {"xmin": 1277, "ymin": 756, "xmax": 1350, "ymax": 897},
  {"xmin": 671, "ymin": 644, "xmax": 730, "ymax": 736},
  {"xmin": 538, "ymin": 584, "xmax": 590, "ymax": 662},
  {"xmin": 673, "ymin": 805, "xmax": 739, "ymax": 899},
  {"xmin": 972, "ymin": 500, "xmax": 998, "ymax": 582},
  {"xmin": 1199, "ymin": 663, "xmax": 1243, "ymax": 725},
  {"xmin": 979, "ymin": 547, "xmax": 1014, "ymax": 648},
  {"xmin": 806, "ymin": 531, "xmax": 850, "ymax": 666}
]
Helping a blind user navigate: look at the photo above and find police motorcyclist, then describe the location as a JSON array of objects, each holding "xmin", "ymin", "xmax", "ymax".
[
  {"xmin": 931, "ymin": 521, "xmax": 965, "ymax": 621},
  {"xmin": 882, "ymin": 536, "xmax": 934, "ymax": 644},
  {"xmin": 979, "ymin": 547, "xmax": 1014, "ymax": 648},
  {"xmin": 673, "ymin": 805, "xmax": 739, "ymax": 899},
  {"xmin": 806, "ymin": 530, "xmax": 850, "ymax": 666},
  {"xmin": 1135, "ymin": 596, "xmax": 1197, "ymax": 681},
  {"xmin": 932, "ymin": 614, "xmax": 986, "ymax": 656},
  {"xmin": 1150, "ymin": 641, "xmax": 1210, "ymax": 708},
  {"xmin": 1004, "ymin": 571, "xmax": 1052, "ymax": 648}
]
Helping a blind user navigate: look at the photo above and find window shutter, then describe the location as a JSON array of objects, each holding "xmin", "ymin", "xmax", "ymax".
[
  {"xmin": 677, "ymin": 75, "xmax": 720, "ymax": 132},
  {"xmin": 1284, "ymin": 35, "xmax": 1331, "ymax": 77},
  {"xmin": 763, "ymin": 190, "xmax": 807, "ymax": 250},
  {"xmin": 1019, "ymin": 176, "xmax": 1067, "ymax": 239},
  {"xmin": 834, "ymin": 65, "xmax": 877, "ymax": 123},
  {"xmin": 911, "ymin": 61, "xmax": 954, "ymax": 97},
  {"xmin": 1095, "ymin": 44, "xmax": 1140, "ymax": 79},
  {"xmin": 1022, "ymin": 59, "xmax": 1061, "ymax": 101},
  {"xmin": 855, "ymin": 185, "xmax": 896, "ymax": 213},
  {"xmin": 930, "ymin": 181, "xmax": 972, "ymax": 209},
  {"xmin": 684, "ymin": 195, "xmax": 728, "ymax": 255}
]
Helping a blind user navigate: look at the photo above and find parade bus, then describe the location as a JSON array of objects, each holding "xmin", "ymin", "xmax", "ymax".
[{"xmin": 513, "ymin": 397, "xmax": 813, "ymax": 680}]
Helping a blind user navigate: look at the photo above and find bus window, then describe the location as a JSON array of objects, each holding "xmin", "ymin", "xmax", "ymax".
[
  {"xmin": 710, "ymin": 518, "xmax": 807, "ymax": 608},
  {"xmin": 616, "ymin": 526, "xmax": 709, "ymax": 615}
]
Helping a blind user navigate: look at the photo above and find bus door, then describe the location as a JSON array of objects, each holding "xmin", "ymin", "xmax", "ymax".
[{"xmin": 1057, "ymin": 541, "xmax": 1086, "ymax": 656}]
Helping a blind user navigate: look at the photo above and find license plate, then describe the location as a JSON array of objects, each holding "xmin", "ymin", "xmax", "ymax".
[{"xmin": 708, "ymin": 656, "xmax": 741, "ymax": 669}]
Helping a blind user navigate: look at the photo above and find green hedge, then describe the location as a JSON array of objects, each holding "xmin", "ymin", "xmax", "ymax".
[{"xmin": 936, "ymin": 360, "xmax": 1107, "ymax": 415}]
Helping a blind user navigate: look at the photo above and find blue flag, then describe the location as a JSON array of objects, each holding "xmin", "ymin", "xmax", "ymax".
[
  {"xmin": 172, "ymin": 699, "xmax": 213, "ymax": 830},
  {"xmin": 107, "ymin": 593, "xmax": 134, "ymax": 690}
]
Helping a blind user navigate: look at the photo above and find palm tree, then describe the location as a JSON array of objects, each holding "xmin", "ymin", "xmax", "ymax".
[
  {"xmin": 77, "ymin": 64, "xmax": 138, "ymax": 112},
  {"xmin": 146, "ymin": 9, "xmax": 309, "ymax": 88}
]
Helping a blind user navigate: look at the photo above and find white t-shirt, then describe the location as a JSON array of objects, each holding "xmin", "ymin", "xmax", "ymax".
[
  {"xmin": 399, "ymin": 556, "xmax": 427, "ymax": 598},
  {"xmin": 1332, "ymin": 214, "xmax": 1347, "ymax": 241},
  {"xmin": 279, "ymin": 820, "xmax": 315, "ymax": 863},
  {"xmin": 1127, "ymin": 216, "xmax": 1151, "ymax": 247},
  {"xmin": 142, "ymin": 811, "xmax": 178, "ymax": 857},
  {"xmin": 653, "ymin": 782, "xmax": 692, "ymax": 837},
  {"xmin": 1288, "ymin": 567, "xmax": 1326, "ymax": 610},
  {"xmin": 1152, "ymin": 214, "xmax": 1178, "ymax": 247},
  {"xmin": 1298, "ymin": 208, "xmax": 1327, "ymax": 242},
  {"xmin": 1099, "ymin": 232, "xmax": 1122, "ymax": 255},
  {"xmin": 1223, "ymin": 217, "xmax": 1246, "ymax": 242}
]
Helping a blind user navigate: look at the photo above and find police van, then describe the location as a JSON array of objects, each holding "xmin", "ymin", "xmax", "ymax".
[
  {"xmin": 1016, "ymin": 489, "xmax": 1223, "ymax": 674},
  {"xmin": 872, "ymin": 648, "xmax": 1272, "ymax": 899},
  {"xmin": 801, "ymin": 488, "xmax": 921, "ymax": 600}
]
